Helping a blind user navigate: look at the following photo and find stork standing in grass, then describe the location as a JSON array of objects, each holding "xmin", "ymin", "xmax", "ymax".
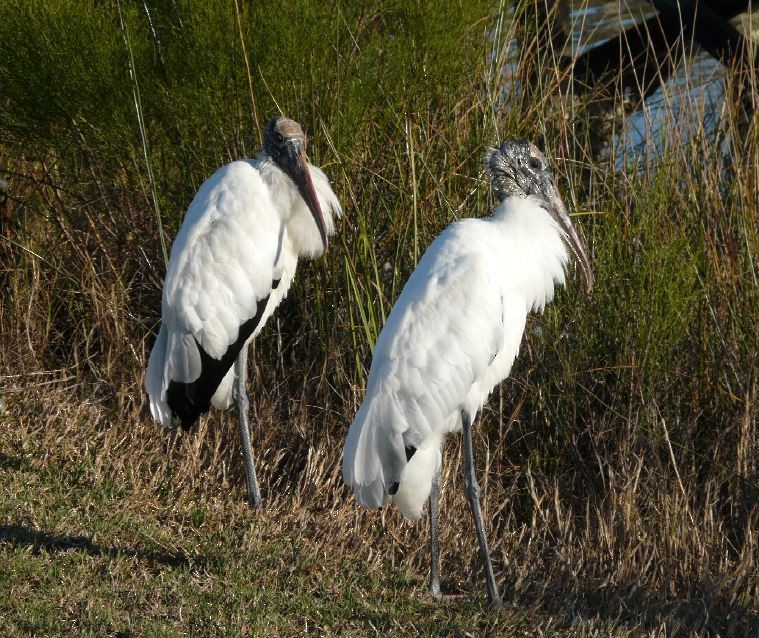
[
  {"xmin": 342, "ymin": 140, "xmax": 593, "ymax": 608},
  {"xmin": 146, "ymin": 116, "xmax": 341, "ymax": 507}
]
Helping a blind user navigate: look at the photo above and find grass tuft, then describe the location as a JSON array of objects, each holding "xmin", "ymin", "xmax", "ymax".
[{"xmin": 0, "ymin": 1, "xmax": 757, "ymax": 635}]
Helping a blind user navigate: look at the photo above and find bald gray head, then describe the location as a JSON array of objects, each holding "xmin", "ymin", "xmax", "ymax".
[
  {"xmin": 485, "ymin": 140, "xmax": 559, "ymax": 203},
  {"xmin": 485, "ymin": 140, "xmax": 594, "ymax": 293},
  {"xmin": 262, "ymin": 116, "xmax": 328, "ymax": 250},
  {"xmin": 264, "ymin": 116, "xmax": 307, "ymax": 159}
]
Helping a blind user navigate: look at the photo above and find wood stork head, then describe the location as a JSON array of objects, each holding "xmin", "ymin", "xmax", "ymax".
[
  {"xmin": 485, "ymin": 140, "xmax": 593, "ymax": 292},
  {"xmin": 264, "ymin": 116, "xmax": 329, "ymax": 251}
]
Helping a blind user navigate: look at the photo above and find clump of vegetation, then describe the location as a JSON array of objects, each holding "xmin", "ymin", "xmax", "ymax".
[{"xmin": 0, "ymin": 1, "xmax": 756, "ymax": 635}]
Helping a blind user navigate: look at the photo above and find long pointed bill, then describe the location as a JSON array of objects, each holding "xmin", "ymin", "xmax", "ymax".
[
  {"xmin": 288, "ymin": 149, "xmax": 329, "ymax": 252},
  {"xmin": 548, "ymin": 193, "xmax": 594, "ymax": 293}
]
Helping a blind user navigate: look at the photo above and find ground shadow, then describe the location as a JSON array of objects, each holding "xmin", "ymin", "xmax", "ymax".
[
  {"xmin": 501, "ymin": 563, "xmax": 757, "ymax": 637},
  {"xmin": 0, "ymin": 524, "xmax": 205, "ymax": 571},
  {"xmin": 0, "ymin": 451, "xmax": 26, "ymax": 471}
]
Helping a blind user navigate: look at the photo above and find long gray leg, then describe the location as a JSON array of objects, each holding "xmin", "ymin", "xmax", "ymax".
[
  {"xmin": 428, "ymin": 471, "xmax": 442, "ymax": 597},
  {"xmin": 234, "ymin": 346, "xmax": 262, "ymax": 508},
  {"xmin": 461, "ymin": 409, "xmax": 502, "ymax": 609}
]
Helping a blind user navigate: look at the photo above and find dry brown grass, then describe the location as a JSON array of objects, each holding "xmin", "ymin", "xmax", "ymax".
[{"xmin": 1, "ymin": 1, "xmax": 758, "ymax": 635}]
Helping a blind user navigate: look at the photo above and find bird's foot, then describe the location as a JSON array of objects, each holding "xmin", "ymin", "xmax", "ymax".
[
  {"xmin": 247, "ymin": 496, "xmax": 263, "ymax": 508},
  {"xmin": 429, "ymin": 590, "xmax": 469, "ymax": 604},
  {"xmin": 430, "ymin": 587, "xmax": 502, "ymax": 609},
  {"xmin": 487, "ymin": 594, "xmax": 503, "ymax": 611}
]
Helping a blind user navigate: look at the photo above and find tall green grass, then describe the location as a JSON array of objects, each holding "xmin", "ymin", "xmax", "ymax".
[{"xmin": 0, "ymin": 0, "xmax": 756, "ymax": 634}]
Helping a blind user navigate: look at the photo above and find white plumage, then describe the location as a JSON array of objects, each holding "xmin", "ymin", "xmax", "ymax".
[
  {"xmin": 145, "ymin": 158, "xmax": 340, "ymax": 424},
  {"xmin": 342, "ymin": 140, "xmax": 592, "ymax": 608},
  {"xmin": 145, "ymin": 116, "xmax": 341, "ymax": 506},
  {"xmin": 344, "ymin": 196, "xmax": 567, "ymax": 516}
]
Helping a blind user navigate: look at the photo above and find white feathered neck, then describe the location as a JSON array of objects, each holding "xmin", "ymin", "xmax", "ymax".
[
  {"xmin": 256, "ymin": 155, "xmax": 341, "ymax": 258},
  {"xmin": 490, "ymin": 194, "xmax": 570, "ymax": 312}
]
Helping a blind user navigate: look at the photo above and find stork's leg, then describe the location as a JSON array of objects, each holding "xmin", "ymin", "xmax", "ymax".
[
  {"xmin": 461, "ymin": 410, "xmax": 502, "ymax": 609},
  {"xmin": 234, "ymin": 347, "xmax": 262, "ymax": 508},
  {"xmin": 428, "ymin": 471, "xmax": 442, "ymax": 597}
]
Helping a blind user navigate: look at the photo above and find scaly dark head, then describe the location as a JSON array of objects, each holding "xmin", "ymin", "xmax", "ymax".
[
  {"xmin": 263, "ymin": 116, "xmax": 328, "ymax": 251},
  {"xmin": 485, "ymin": 140, "xmax": 594, "ymax": 293}
]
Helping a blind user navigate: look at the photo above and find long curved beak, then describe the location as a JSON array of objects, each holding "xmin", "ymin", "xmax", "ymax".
[
  {"xmin": 548, "ymin": 191, "xmax": 594, "ymax": 293},
  {"xmin": 283, "ymin": 146, "xmax": 329, "ymax": 252}
]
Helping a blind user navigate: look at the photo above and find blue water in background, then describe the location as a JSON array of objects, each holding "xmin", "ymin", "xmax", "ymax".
[{"xmin": 497, "ymin": 0, "xmax": 739, "ymax": 172}]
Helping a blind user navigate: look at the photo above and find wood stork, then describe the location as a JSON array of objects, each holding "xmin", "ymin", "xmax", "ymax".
[
  {"xmin": 145, "ymin": 116, "xmax": 341, "ymax": 507},
  {"xmin": 342, "ymin": 140, "xmax": 592, "ymax": 608}
]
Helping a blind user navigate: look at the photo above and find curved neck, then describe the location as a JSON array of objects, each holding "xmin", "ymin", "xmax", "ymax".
[
  {"xmin": 256, "ymin": 156, "xmax": 335, "ymax": 258},
  {"xmin": 492, "ymin": 195, "xmax": 569, "ymax": 312}
]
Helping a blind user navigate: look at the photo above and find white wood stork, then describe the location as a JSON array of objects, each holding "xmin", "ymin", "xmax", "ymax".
[
  {"xmin": 342, "ymin": 140, "xmax": 592, "ymax": 608},
  {"xmin": 145, "ymin": 116, "xmax": 341, "ymax": 507}
]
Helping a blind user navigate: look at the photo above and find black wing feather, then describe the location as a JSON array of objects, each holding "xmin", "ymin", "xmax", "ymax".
[{"xmin": 167, "ymin": 294, "xmax": 271, "ymax": 429}]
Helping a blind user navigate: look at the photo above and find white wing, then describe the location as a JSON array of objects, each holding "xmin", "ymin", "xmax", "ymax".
[
  {"xmin": 343, "ymin": 219, "xmax": 519, "ymax": 518},
  {"xmin": 147, "ymin": 160, "xmax": 282, "ymax": 427}
]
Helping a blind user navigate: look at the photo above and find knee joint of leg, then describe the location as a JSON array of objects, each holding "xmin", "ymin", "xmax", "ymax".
[{"xmin": 464, "ymin": 476, "xmax": 480, "ymax": 497}]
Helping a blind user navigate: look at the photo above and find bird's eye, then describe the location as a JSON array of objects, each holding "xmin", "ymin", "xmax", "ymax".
[
  {"xmin": 529, "ymin": 158, "xmax": 541, "ymax": 170},
  {"xmin": 274, "ymin": 131, "xmax": 284, "ymax": 144}
]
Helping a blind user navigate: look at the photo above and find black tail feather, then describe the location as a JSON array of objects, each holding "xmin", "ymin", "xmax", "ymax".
[{"xmin": 166, "ymin": 294, "xmax": 271, "ymax": 429}]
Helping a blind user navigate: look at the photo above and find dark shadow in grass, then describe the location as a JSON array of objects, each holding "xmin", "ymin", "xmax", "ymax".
[
  {"xmin": 503, "ymin": 564, "xmax": 758, "ymax": 637},
  {"xmin": 0, "ymin": 451, "xmax": 25, "ymax": 471},
  {"xmin": 0, "ymin": 524, "xmax": 206, "ymax": 571}
]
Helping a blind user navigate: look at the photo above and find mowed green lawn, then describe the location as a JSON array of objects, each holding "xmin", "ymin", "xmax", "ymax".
[
  {"xmin": 0, "ymin": 1, "xmax": 756, "ymax": 636},
  {"xmin": 0, "ymin": 426, "xmax": 626, "ymax": 637}
]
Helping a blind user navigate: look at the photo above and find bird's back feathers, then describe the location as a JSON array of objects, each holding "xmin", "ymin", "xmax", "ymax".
[
  {"xmin": 146, "ymin": 157, "xmax": 340, "ymax": 428},
  {"xmin": 343, "ymin": 196, "xmax": 571, "ymax": 518}
]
